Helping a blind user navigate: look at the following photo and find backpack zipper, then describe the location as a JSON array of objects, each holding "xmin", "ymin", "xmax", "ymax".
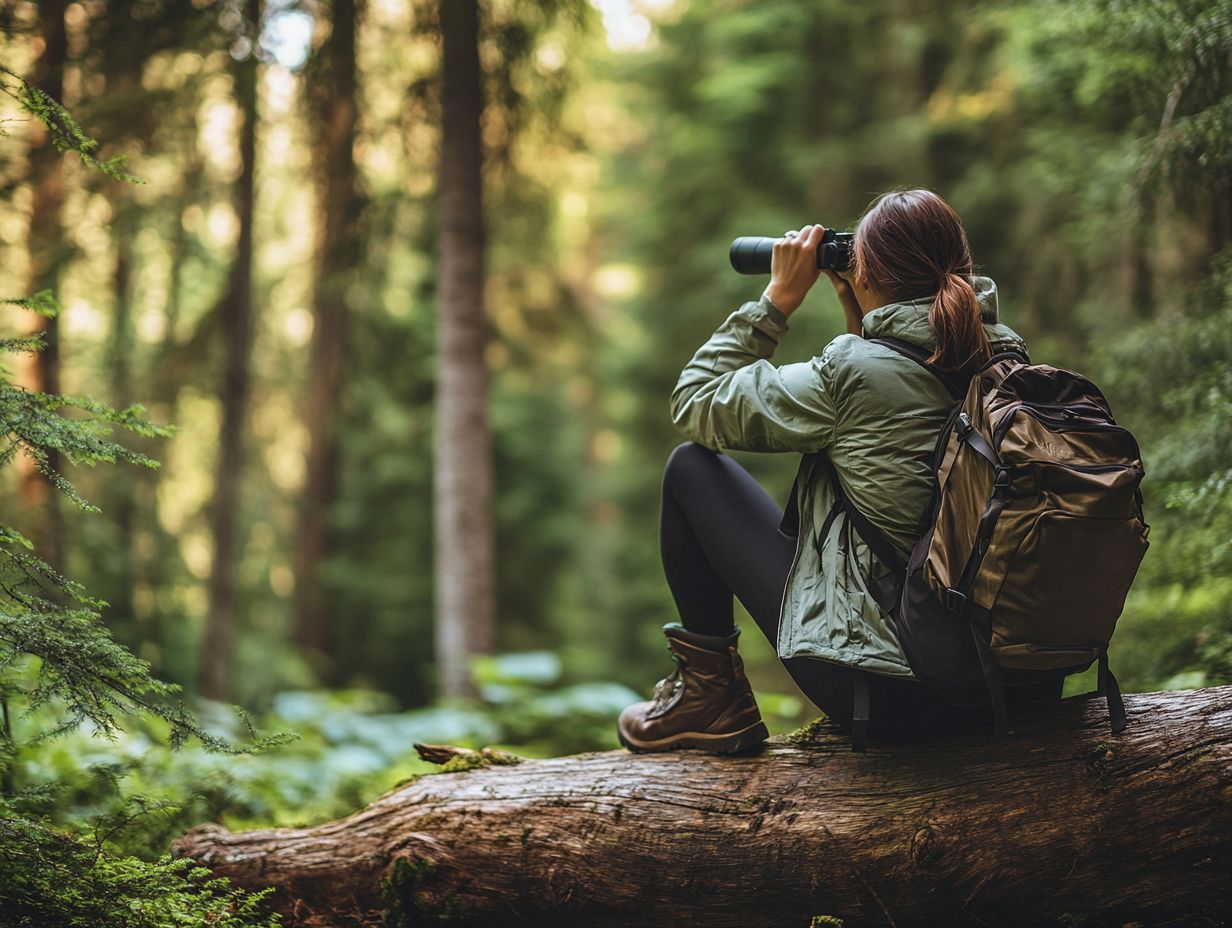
[
  {"xmin": 1044, "ymin": 462, "xmax": 1142, "ymax": 474},
  {"xmin": 992, "ymin": 404, "xmax": 1141, "ymax": 458},
  {"xmin": 1020, "ymin": 401, "xmax": 1109, "ymax": 417}
]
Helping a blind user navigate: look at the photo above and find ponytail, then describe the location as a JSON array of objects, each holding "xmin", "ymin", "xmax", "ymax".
[
  {"xmin": 855, "ymin": 189, "xmax": 994, "ymax": 371},
  {"xmin": 928, "ymin": 271, "xmax": 991, "ymax": 371}
]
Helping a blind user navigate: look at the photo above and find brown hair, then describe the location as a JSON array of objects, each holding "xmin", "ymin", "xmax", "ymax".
[{"xmin": 851, "ymin": 188, "xmax": 991, "ymax": 372}]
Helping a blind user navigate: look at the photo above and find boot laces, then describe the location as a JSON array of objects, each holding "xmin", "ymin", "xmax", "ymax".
[{"xmin": 650, "ymin": 650, "xmax": 686, "ymax": 712}]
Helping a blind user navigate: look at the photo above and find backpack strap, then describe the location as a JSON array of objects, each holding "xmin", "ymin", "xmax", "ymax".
[
  {"xmin": 1098, "ymin": 651, "xmax": 1128, "ymax": 734},
  {"xmin": 779, "ymin": 452, "xmax": 821, "ymax": 537},
  {"xmin": 850, "ymin": 670, "xmax": 870, "ymax": 753},
  {"xmin": 969, "ymin": 622, "xmax": 1010, "ymax": 737},
  {"xmin": 872, "ymin": 336, "xmax": 1032, "ymax": 389}
]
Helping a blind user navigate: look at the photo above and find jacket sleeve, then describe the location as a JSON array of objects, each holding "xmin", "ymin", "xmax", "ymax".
[{"xmin": 669, "ymin": 294, "xmax": 839, "ymax": 454}]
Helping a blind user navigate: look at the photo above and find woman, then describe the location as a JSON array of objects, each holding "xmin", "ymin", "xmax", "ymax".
[{"xmin": 616, "ymin": 187, "xmax": 1048, "ymax": 754}]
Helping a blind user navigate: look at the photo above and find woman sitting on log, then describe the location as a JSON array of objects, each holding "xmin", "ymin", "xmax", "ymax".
[{"xmin": 617, "ymin": 187, "xmax": 1060, "ymax": 754}]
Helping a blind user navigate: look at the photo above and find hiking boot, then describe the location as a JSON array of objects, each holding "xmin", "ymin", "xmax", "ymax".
[{"xmin": 617, "ymin": 622, "xmax": 769, "ymax": 755}]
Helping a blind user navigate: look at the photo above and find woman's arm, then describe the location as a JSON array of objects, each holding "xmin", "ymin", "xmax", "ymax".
[
  {"xmin": 669, "ymin": 224, "xmax": 844, "ymax": 453},
  {"xmin": 668, "ymin": 294, "xmax": 839, "ymax": 453}
]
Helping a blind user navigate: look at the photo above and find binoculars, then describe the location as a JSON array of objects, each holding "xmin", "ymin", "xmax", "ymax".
[{"xmin": 730, "ymin": 230, "xmax": 854, "ymax": 275}]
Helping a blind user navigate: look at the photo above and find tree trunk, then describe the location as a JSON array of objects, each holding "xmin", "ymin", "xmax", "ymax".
[
  {"xmin": 433, "ymin": 0, "xmax": 496, "ymax": 699},
  {"xmin": 15, "ymin": 0, "xmax": 69, "ymax": 571},
  {"xmin": 175, "ymin": 685, "xmax": 1232, "ymax": 927},
  {"xmin": 96, "ymin": 7, "xmax": 149, "ymax": 645},
  {"xmin": 201, "ymin": 0, "xmax": 261, "ymax": 701},
  {"xmin": 106, "ymin": 206, "xmax": 139, "ymax": 633},
  {"xmin": 293, "ymin": 0, "xmax": 366, "ymax": 668}
]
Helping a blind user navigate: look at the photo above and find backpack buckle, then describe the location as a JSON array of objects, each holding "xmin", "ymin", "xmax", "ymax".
[
  {"xmin": 994, "ymin": 466, "xmax": 1012, "ymax": 495},
  {"xmin": 943, "ymin": 587, "xmax": 968, "ymax": 615},
  {"xmin": 956, "ymin": 412, "xmax": 973, "ymax": 439}
]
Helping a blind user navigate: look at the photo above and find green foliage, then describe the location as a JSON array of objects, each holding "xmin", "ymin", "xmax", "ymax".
[
  {"xmin": 0, "ymin": 51, "xmax": 277, "ymax": 928},
  {"xmin": 0, "ymin": 65, "xmax": 141, "ymax": 183},
  {"xmin": 1094, "ymin": 248, "xmax": 1232, "ymax": 688},
  {"xmin": 7, "ymin": 665, "xmax": 639, "ymax": 859},
  {"xmin": 0, "ymin": 293, "xmax": 283, "ymax": 918},
  {"xmin": 0, "ymin": 798, "xmax": 277, "ymax": 928},
  {"xmin": 1, "ymin": 289, "xmax": 58, "ymax": 316},
  {"xmin": 469, "ymin": 650, "xmax": 641, "ymax": 755},
  {"xmin": 0, "ymin": 296, "xmax": 285, "ymax": 753},
  {"xmin": 0, "ymin": 290, "xmax": 250, "ymax": 771}
]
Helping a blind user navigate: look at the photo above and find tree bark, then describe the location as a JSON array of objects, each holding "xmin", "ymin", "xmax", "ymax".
[
  {"xmin": 202, "ymin": 0, "xmax": 261, "ymax": 701},
  {"xmin": 16, "ymin": 0, "xmax": 69, "ymax": 571},
  {"xmin": 175, "ymin": 685, "xmax": 1232, "ymax": 927},
  {"xmin": 105, "ymin": 205, "xmax": 139, "ymax": 633},
  {"xmin": 293, "ymin": 0, "xmax": 366, "ymax": 667},
  {"xmin": 95, "ymin": 0, "xmax": 150, "ymax": 648},
  {"xmin": 433, "ymin": 0, "xmax": 496, "ymax": 699}
]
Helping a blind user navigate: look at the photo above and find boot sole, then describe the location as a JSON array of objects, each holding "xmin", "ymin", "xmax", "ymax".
[{"xmin": 618, "ymin": 720, "xmax": 769, "ymax": 756}]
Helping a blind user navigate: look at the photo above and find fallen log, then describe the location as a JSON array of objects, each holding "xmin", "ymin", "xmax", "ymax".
[{"xmin": 174, "ymin": 685, "xmax": 1232, "ymax": 927}]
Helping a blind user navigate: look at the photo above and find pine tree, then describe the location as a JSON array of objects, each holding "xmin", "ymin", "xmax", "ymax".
[
  {"xmin": 0, "ymin": 60, "xmax": 281, "ymax": 928},
  {"xmin": 434, "ymin": 0, "xmax": 496, "ymax": 699},
  {"xmin": 295, "ymin": 0, "xmax": 368, "ymax": 672},
  {"xmin": 202, "ymin": 0, "xmax": 262, "ymax": 702}
]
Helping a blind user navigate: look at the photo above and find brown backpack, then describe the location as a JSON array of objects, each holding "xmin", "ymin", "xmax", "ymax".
[{"xmin": 835, "ymin": 338, "xmax": 1150, "ymax": 748}]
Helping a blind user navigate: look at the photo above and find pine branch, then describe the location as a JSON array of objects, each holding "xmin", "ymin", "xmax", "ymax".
[{"xmin": 0, "ymin": 65, "xmax": 142, "ymax": 183}]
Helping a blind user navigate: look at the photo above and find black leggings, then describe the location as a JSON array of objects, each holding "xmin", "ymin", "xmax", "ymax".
[{"xmin": 659, "ymin": 441, "xmax": 960, "ymax": 741}]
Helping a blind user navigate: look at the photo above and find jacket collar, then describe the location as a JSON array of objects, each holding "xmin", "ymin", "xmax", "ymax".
[{"xmin": 860, "ymin": 275, "xmax": 1000, "ymax": 346}]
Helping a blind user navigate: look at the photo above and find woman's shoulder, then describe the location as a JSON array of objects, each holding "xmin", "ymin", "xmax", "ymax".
[
  {"xmin": 812, "ymin": 333, "xmax": 955, "ymax": 420},
  {"xmin": 814, "ymin": 331, "xmax": 927, "ymax": 369},
  {"xmin": 809, "ymin": 333, "xmax": 925, "ymax": 405},
  {"xmin": 816, "ymin": 332, "xmax": 865, "ymax": 363},
  {"xmin": 809, "ymin": 333, "xmax": 878, "ymax": 383}
]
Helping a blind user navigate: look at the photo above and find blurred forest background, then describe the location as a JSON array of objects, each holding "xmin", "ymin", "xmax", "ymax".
[{"xmin": 0, "ymin": 0, "xmax": 1229, "ymax": 922}]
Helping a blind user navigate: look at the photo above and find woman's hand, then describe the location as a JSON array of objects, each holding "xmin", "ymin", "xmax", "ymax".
[
  {"xmin": 764, "ymin": 224, "xmax": 824, "ymax": 317},
  {"xmin": 821, "ymin": 268, "xmax": 854, "ymax": 301},
  {"xmin": 823, "ymin": 268, "xmax": 866, "ymax": 336}
]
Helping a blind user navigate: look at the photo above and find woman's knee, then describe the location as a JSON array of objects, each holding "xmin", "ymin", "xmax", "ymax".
[{"xmin": 664, "ymin": 441, "xmax": 720, "ymax": 490}]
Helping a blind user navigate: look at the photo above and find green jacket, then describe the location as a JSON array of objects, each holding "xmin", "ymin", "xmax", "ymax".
[{"xmin": 670, "ymin": 276, "xmax": 1028, "ymax": 678}]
